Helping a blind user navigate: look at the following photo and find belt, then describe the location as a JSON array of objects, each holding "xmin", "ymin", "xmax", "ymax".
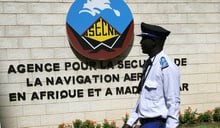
[{"xmin": 140, "ymin": 117, "xmax": 167, "ymax": 124}]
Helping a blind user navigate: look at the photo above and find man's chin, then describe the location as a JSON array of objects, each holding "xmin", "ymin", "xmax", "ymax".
[{"xmin": 142, "ymin": 50, "xmax": 148, "ymax": 54}]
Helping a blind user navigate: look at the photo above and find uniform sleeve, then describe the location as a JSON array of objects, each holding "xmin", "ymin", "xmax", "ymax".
[
  {"xmin": 163, "ymin": 66, "xmax": 180, "ymax": 128},
  {"xmin": 126, "ymin": 97, "xmax": 140, "ymax": 127}
]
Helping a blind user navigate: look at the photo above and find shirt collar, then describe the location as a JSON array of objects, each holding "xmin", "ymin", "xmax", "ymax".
[{"xmin": 150, "ymin": 50, "xmax": 164, "ymax": 64}]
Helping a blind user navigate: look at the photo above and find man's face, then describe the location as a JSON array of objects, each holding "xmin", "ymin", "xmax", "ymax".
[{"xmin": 140, "ymin": 37, "xmax": 155, "ymax": 54}]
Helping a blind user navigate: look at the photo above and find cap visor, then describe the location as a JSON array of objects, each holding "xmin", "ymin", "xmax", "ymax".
[{"xmin": 136, "ymin": 34, "xmax": 143, "ymax": 36}]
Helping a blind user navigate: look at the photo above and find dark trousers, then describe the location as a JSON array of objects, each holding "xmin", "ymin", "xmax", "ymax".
[
  {"xmin": 140, "ymin": 121, "xmax": 165, "ymax": 128},
  {"xmin": 140, "ymin": 117, "xmax": 166, "ymax": 128}
]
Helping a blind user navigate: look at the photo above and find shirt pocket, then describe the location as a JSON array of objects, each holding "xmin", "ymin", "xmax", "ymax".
[{"xmin": 143, "ymin": 80, "xmax": 159, "ymax": 101}]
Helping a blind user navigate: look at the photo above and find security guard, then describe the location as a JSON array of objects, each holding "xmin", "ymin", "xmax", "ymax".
[{"xmin": 123, "ymin": 23, "xmax": 180, "ymax": 128}]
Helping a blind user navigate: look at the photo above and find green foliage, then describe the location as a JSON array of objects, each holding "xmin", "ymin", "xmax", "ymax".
[
  {"xmin": 179, "ymin": 107, "xmax": 198, "ymax": 125},
  {"xmin": 213, "ymin": 107, "xmax": 220, "ymax": 122},
  {"xmin": 122, "ymin": 112, "xmax": 129, "ymax": 124},
  {"xmin": 58, "ymin": 119, "xmax": 115, "ymax": 128},
  {"xmin": 74, "ymin": 119, "xmax": 83, "ymax": 128},
  {"xmin": 96, "ymin": 124, "xmax": 101, "ymax": 128},
  {"xmin": 179, "ymin": 106, "xmax": 220, "ymax": 127},
  {"xmin": 197, "ymin": 110, "xmax": 212, "ymax": 122},
  {"xmin": 81, "ymin": 120, "xmax": 96, "ymax": 128},
  {"xmin": 102, "ymin": 119, "xmax": 116, "ymax": 128},
  {"xmin": 179, "ymin": 123, "xmax": 220, "ymax": 128}
]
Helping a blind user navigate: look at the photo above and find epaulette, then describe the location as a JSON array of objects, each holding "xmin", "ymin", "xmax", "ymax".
[{"xmin": 160, "ymin": 57, "xmax": 169, "ymax": 69}]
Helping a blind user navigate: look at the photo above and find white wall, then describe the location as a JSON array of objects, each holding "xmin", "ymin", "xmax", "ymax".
[{"xmin": 0, "ymin": 0, "xmax": 220, "ymax": 127}]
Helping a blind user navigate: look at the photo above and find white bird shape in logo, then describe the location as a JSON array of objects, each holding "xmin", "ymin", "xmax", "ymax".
[{"xmin": 79, "ymin": 0, "xmax": 120, "ymax": 17}]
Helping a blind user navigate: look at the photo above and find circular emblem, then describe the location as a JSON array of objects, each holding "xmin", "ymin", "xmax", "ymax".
[{"xmin": 66, "ymin": 0, "xmax": 134, "ymax": 60}]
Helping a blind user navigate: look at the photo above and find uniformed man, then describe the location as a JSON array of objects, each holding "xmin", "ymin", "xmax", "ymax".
[{"xmin": 123, "ymin": 23, "xmax": 180, "ymax": 128}]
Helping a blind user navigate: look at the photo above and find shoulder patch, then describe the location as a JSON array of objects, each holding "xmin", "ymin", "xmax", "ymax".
[{"xmin": 160, "ymin": 57, "xmax": 169, "ymax": 69}]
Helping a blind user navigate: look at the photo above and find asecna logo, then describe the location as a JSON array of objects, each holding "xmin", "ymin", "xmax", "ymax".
[{"xmin": 66, "ymin": 0, "xmax": 134, "ymax": 60}]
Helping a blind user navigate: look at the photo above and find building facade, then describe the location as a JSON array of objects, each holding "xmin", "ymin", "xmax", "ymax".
[{"xmin": 0, "ymin": 0, "xmax": 220, "ymax": 127}]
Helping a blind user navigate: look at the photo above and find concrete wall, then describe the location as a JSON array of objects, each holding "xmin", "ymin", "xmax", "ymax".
[{"xmin": 0, "ymin": 0, "xmax": 220, "ymax": 127}]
